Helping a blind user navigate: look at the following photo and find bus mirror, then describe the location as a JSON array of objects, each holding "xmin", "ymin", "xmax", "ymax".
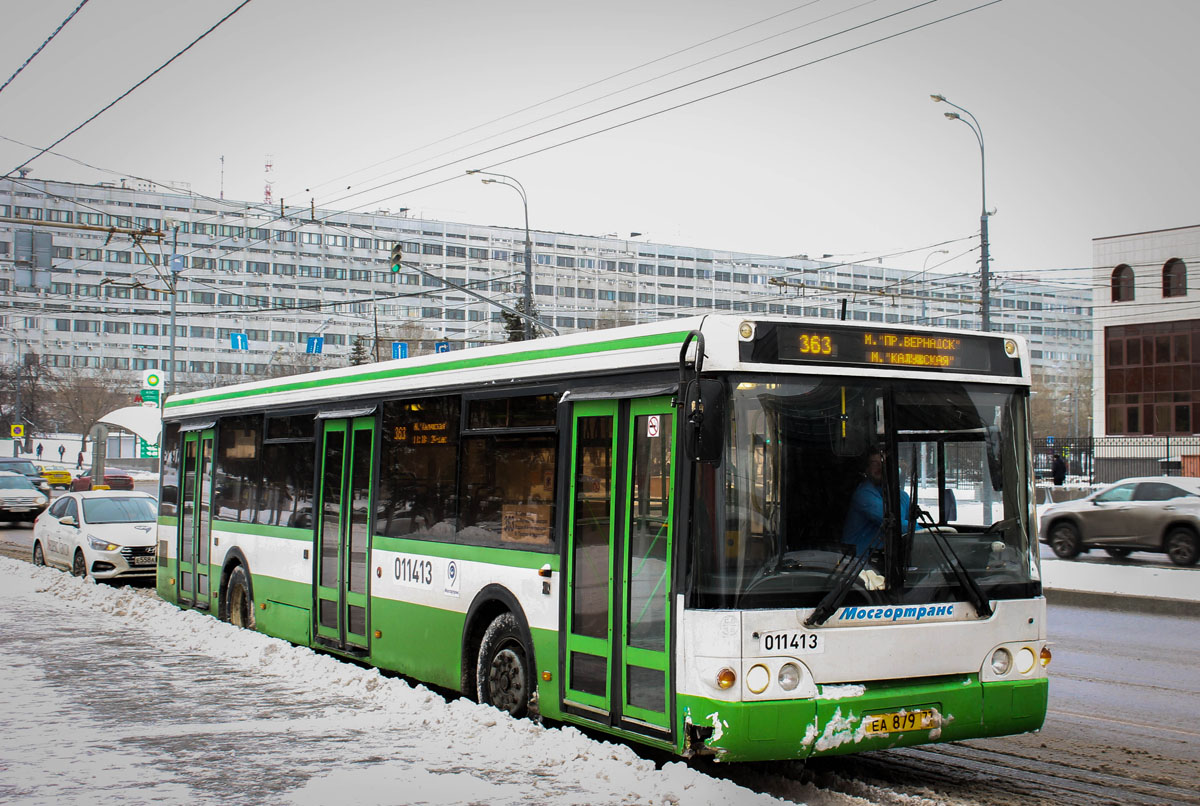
[{"xmin": 684, "ymin": 379, "xmax": 725, "ymax": 463}]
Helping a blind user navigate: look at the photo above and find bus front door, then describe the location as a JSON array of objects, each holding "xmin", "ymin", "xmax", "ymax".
[
  {"xmin": 177, "ymin": 429, "xmax": 214, "ymax": 609},
  {"xmin": 314, "ymin": 417, "xmax": 375, "ymax": 652},
  {"xmin": 564, "ymin": 397, "xmax": 676, "ymax": 734}
]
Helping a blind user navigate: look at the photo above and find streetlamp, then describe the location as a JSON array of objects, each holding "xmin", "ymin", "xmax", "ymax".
[
  {"xmin": 467, "ymin": 169, "xmax": 534, "ymax": 340},
  {"xmin": 931, "ymin": 93, "xmax": 991, "ymax": 332}
]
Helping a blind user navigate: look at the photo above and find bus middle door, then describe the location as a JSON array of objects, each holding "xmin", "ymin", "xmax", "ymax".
[{"xmin": 314, "ymin": 417, "xmax": 375, "ymax": 652}]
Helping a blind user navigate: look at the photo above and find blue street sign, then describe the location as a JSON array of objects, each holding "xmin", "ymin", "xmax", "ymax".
[
  {"xmin": 230, "ymin": 332, "xmax": 248, "ymax": 351},
  {"xmin": 392, "ymin": 341, "xmax": 408, "ymax": 360},
  {"xmin": 169, "ymin": 254, "xmax": 184, "ymax": 274},
  {"xmin": 435, "ymin": 342, "xmax": 450, "ymax": 354},
  {"xmin": 1046, "ymin": 436, "xmax": 1055, "ymax": 446},
  {"xmin": 306, "ymin": 336, "xmax": 324, "ymax": 354}
]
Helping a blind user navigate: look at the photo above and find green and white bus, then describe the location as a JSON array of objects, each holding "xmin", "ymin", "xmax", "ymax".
[{"xmin": 156, "ymin": 315, "xmax": 1049, "ymax": 762}]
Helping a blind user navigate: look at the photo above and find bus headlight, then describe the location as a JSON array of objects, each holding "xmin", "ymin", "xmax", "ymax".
[
  {"xmin": 746, "ymin": 664, "xmax": 770, "ymax": 694},
  {"xmin": 990, "ymin": 648, "xmax": 1012, "ymax": 676},
  {"xmin": 716, "ymin": 668, "xmax": 736, "ymax": 690},
  {"xmin": 1015, "ymin": 647, "xmax": 1037, "ymax": 674},
  {"xmin": 778, "ymin": 663, "xmax": 801, "ymax": 691}
]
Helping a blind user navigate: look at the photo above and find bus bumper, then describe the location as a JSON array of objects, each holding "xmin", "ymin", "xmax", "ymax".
[{"xmin": 679, "ymin": 674, "xmax": 1047, "ymax": 762}]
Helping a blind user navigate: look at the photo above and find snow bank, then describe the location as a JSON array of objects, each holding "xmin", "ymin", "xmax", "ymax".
[{"xmin": 0, "ymin": 558, "xmax": 803, "ymax": 806}]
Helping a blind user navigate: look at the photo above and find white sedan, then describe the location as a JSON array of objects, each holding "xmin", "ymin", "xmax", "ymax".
[{"xmin": 32, "ymin": 491, "xmax": 159, "ymax": 580}]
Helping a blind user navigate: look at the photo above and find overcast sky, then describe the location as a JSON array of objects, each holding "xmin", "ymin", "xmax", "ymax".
[{"xmin": 1, "ymin": 0, "xmax": 1195, "ymax": 288}]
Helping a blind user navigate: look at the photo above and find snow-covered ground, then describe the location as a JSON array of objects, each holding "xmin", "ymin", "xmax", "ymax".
[{"xmin": 0, "ymin": 558, "xmax": 896, "ymax": 806}]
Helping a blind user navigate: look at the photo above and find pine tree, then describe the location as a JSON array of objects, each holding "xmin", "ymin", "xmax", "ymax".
[
  {"xmin": 349, "ymin": 335, "xmax": 371, "ymax": 365},
  {"xmin": 501, "ymin": 298, "xmax": 543, "ymax": 342}
]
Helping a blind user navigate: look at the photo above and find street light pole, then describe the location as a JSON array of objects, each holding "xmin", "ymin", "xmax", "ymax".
[
  {"xmin": 467, "ymin": 170, "xmax": 534, "ymax": 340},
  {"xmin": 167, "ymin": 224, "xmax": 181, "ymax": 397},
  {"xmin": 931, "ymin": 94, "xmax": 991, "ymax": 332}
]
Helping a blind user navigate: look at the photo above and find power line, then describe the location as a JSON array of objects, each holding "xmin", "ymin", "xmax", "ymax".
[
  {"xmin": 4, "ymin": 0, "xmax": 255, "ymax": 178},
  {"xmin": 0, "ymin": 0, "xmax": 91, "ymax": 98}
]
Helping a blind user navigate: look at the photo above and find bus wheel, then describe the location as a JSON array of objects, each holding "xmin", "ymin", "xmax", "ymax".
[
  {"xmin": 225, "ymin": 566, "xmax": 256, "ymax": 629},
  {"xmin": 1048, "ymin": 522, "xmax": 1081, "ymax": 559},
  {"xmin": 32, "ymin": 542, "xmax": 45, "ymax": 567},
  {"xmin": 476, "ymin": 612, "xmax": 531, "ymax": 718}
]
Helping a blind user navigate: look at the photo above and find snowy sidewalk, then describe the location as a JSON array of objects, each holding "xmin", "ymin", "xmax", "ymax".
[{"xmin": 1042, "ymin": 558, "xmax": 1199, "ymax": 615}]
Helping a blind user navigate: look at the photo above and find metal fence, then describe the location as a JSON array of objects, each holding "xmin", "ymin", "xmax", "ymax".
[{"xmin": 1033, "ymin": 436, "xmax": 1200, "ymax": 485}]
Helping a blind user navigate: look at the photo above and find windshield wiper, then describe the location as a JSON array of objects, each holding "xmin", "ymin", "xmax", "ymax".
[
  {"xmin": 804, "ymin": 524, "xmax": 886, "ymax": 627},
  {"xmin": 916, "ymin": 509, "xmax": 993, "ymax": 618}
]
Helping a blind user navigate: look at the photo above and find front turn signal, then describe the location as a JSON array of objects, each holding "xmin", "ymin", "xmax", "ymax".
[{"xmin": 1040, "ymin": 646, "xmax": 1052, "ymax": 667}]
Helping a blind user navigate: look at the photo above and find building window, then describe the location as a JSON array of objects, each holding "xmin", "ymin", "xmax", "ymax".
[
  {"xmin": 1163, "ymin": 258, "xmax": 1187, "ymax": 298},
  {"xmin": 1111, "ymin": 264, "xmax": 1134, "ymax": 302},
  {"xmin": 1105, "ymin": 319, "xmax": 1198, "ymax": 435}
]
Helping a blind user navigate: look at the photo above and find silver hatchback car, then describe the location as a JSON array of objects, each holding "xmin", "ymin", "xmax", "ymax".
[{"xmin": 1039, "ymin": 476, "xmax": 1200, "ymax": 566}]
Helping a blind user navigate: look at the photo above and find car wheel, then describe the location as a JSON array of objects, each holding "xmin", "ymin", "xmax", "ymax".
[
  {"xmin": 1048, "ymin": 521, "xmax": 1082, "ymax": 559},
  {"xmin": 1165, "ymin": 527, "xmax": 1199, "ymax": 567},
  {"xmin": 72, "ymin": 549, "xmax": 87, "ymax": 578},
  {"xmin": 1103, "ymin": 547, "xmax": 1133, "ymax": 559},
  {"xmin": 476, "ymin": 612, "xmax": 532, "ymax": 719},
  {"xmin": 32, "ymin": 542, "xmax": 45, "ymax": 567},
  {"xmin": 224, "ymin": 565, "xmax": 255, "ymax": 629}
]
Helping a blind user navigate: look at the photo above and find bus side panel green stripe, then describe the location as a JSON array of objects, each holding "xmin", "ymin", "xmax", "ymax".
[
  {"xmin": 165, "ymin": 330, "xmax": 690, "ymax": 409},
  {"xmin": 373, "ymin": 535, "xmax": 559, "ymax": 571}
]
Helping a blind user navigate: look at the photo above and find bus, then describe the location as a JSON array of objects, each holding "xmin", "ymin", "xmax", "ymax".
[{"xmin": 156, "ymin": 315, "xmax": 1049, "ymax": 762}]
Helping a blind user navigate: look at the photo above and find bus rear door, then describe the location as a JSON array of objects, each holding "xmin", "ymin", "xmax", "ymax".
[{"xmin": 177, "ymin": 428, "xmax": 214, "ymax": 609}]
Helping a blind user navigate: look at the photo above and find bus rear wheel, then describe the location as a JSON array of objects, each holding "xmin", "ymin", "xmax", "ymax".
[
  {"xmin": 476, "ymin": 612, "xmax": 531, "ymax": 719},
  {"xmin": 225, "ymin": 566, "xmax": 255, "ymax": 629}
]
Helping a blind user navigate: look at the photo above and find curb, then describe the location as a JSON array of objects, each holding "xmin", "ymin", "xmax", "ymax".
[{"xmin": 1045, "ymin": 588, "xmax": 1200, "ymax": 618}]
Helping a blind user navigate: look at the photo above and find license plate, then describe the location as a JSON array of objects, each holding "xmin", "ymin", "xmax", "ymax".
[
  {"xmin": 864, "ymin": 708, "xmax": 938, "ymax": 735},
  {"xmin": 131, "ymin": 555, "xmax": 156, "ymax": 566}
]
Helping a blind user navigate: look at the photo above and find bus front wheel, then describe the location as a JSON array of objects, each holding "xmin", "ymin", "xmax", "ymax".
[
  {"xmin": 225, "ymin": 566, "xmax": 256, "ymax": 629},
  {"xmin": 476, "ymin": 612, "xmax": 531, "ymax": 719}
]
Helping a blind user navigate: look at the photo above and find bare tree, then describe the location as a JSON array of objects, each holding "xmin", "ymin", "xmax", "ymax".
[
  {"xmin": 1031, "ymin": 363, "xmax": 1093, "ymax": 440},
  {"xmin": 44, "ymin": 370, "xmax": 139, "ymax": 447}
]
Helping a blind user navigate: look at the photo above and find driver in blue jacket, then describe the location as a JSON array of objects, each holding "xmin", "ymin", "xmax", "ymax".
[{"xmin": 842, "ymin": 447, "xmax": 910, "ymax": 557}]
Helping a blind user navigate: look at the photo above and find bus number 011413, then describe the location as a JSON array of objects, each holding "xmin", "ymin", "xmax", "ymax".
[
  {"xmin": 395, "ymin": 556, "xmax": 433, "ymax": 586},
  {"xmin": 761, "ymin": 631, "xmax": 822, "ymax": 653}
]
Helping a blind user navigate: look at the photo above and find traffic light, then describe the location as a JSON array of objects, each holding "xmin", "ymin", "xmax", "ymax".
[{"xmin": 390, "ymin": 243, "xmax": 403, "ymax": 272}]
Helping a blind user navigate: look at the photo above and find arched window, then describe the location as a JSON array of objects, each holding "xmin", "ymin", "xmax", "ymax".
[
  {"xmin": 1111, "ymin": 264, "xmax": 1135, "ymax": 302},
  {"xmin": 1163, "ymin": 258, "xmax": 1187, "ymax": 298}
]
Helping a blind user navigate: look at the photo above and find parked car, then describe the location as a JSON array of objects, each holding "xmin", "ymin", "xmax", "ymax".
[
  {"xmin": 38, "ymin": 465, "xmax": 73, "ymax": 489},
  {"xmin": 32, "ymin": 490, "xmax": 158, "ymax": 579},
  {"xmin": 71, "ymin": 471, "xmax": 135, "ymax": 492},
  {"xmin": 0, "ymin": 457, "xmax": 53, "ymax": 495},
  {"xmin": 0, "ymin": 471, "xmax": 50, "ymax": 523},
  {"xmin": 1039, "ymin": 476, "xmax": 1200, "ymax": 566}
]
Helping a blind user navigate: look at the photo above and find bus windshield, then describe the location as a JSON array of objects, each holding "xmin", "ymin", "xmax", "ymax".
[{"xmin": 691, "ymin": 375, "xmax": 1039, "ymax": 611}]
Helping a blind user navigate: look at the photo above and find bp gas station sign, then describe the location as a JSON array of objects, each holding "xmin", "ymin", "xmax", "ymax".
[{"xmin": 138, "ymin": 369, "xmax": 162, "ymax": 458}]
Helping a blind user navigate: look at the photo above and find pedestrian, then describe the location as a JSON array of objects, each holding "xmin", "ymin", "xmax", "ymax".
[
  {"xmin": 36, "ymin": 443, "xmax": 43, "ymax": 459},
  {"xmin": 1051, "ymin": 453, "xmax": 1066, "ymax": 486},
  {"xmin": 58, "ymin": 444, "xmax": 65, "ymax": 461},
  {"xmin": 77, "ymin": 450, "xmax": 84, "ymax": 470}
]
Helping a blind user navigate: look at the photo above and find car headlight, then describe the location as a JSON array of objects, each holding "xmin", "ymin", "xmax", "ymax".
[
  {"xmin": 87, "ymin": 535, "xmax": 120, "ymax": 552},
  {"xmin": 34, "ymin": 496, "xmax": 47, "ymax": 505}
]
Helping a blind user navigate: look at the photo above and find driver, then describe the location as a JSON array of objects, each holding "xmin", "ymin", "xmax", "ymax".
[{"xmin": 842, "ymin": 447, "xmax": 911, "ymax": 557}]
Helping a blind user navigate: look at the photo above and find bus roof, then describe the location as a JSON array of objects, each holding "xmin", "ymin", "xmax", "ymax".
[{"xmin": 162, "ymin": 316, "xmax": 1028, "ymax": 420}]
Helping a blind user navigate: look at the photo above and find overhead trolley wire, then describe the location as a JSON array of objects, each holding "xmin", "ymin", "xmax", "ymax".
[
  {"xmin": 3, "ymin": 0, "xmax": 255, "ymax": 178},
  {"xmin": 0, "ymin": 0, "xmax": 92, "ymax": 98}
]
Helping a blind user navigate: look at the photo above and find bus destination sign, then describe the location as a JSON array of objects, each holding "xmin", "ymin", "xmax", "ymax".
[{"xmin": 763, "ymin": 324, "xmax": 1019, "ymax": 376}]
